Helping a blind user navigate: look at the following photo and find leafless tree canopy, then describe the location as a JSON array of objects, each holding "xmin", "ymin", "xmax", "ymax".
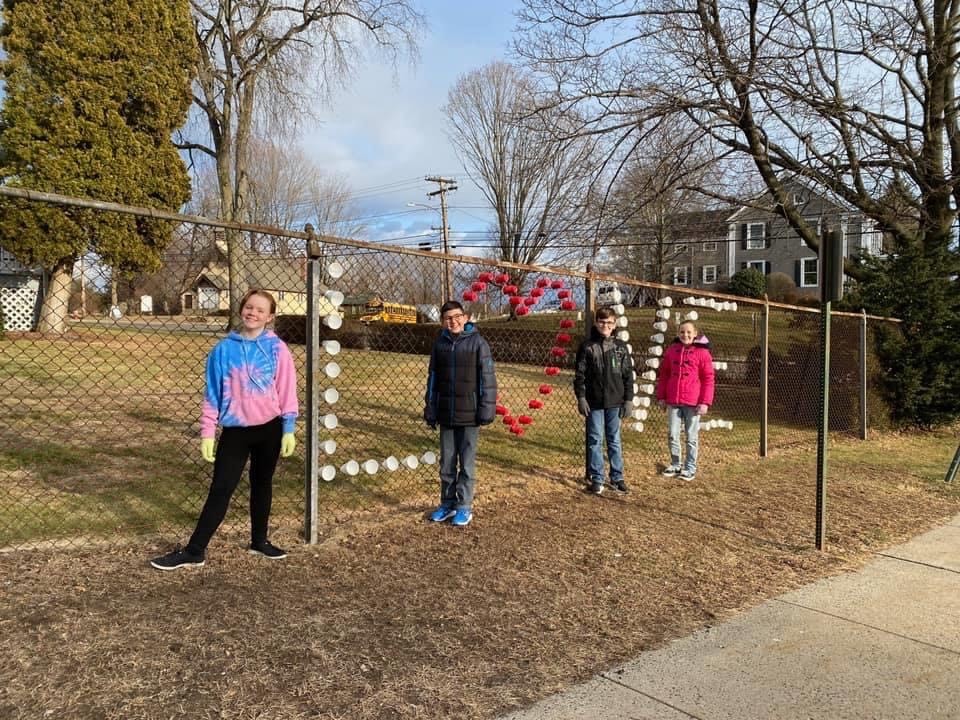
[
  {"xmin": 183, "ymin": 0, "xmax": 422, "ymax": 321},
  {"xmin": 443, "ymin": 61, "xmax": 601, "ymax": 272},
  {"xmin": 515, "ymin": 0, "xmax": 960, "ymax": 259}
]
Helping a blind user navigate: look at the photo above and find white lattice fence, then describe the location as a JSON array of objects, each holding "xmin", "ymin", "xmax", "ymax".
[{"xmin": 0, "ymin": 277, "xmax": 41, "ymax": 331}]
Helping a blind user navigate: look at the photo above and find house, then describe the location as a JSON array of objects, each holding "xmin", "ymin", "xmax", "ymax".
[
  {"xmin": 724, "ymin": 180, "xmax": 882, "ymax": 297},
  {"xmin": 657, "ymin": 208, "xmax": 733, "ymax": 291},
  {"xmin": 0, "ymin": 245, "xmax": 45, "ymax": 331},
  {"xmin": 181, "ymin": 252, "xmax": 329, "ymax": 316}
]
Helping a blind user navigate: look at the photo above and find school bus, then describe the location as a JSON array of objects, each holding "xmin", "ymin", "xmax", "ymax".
[{"xmin": 359, "ymin": 298, "xmax": 418, "ymax": 324}]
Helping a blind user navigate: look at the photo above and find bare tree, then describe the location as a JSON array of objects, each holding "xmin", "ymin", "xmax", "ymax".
[
  {"xmin": 601, "ymin": 119, "xmax": 728, "ymax": 286},
  {"xmin": 243, "ymin": 138, "xmax": 364, "ymax": 256},
  {"xmin": 515, "ymin": 0, "xmax": 960, "ymax": 263},
  {"xmin": 443, "ymin": 61, "xmax": 600, "ymax": 280},
  {"xmin": 184, "ymin": 0, "xmax": 422, "ymax": 323}
]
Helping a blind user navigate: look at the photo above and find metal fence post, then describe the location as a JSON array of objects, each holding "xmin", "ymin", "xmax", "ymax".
[
  {"xmin": 304, "ymin": 231, "xmax": 322, "ymax": 544},
  {"xmin": 759, "ymin": 296, "xmax": 769, "ymax": 457},
  {"xmin": 859, "ymin": 309, "xmax": 867, "ymax": 440}
]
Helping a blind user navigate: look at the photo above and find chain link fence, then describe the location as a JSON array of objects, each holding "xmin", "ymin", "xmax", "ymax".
[{"xmin": 0, "ymin": 191, "xmax": 899, "ymax": 550}]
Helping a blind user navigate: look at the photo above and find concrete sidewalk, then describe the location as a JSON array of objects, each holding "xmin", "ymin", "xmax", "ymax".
[{"xmin": 500, "ymin": 514, "xmax": 960, "ymax": 720}]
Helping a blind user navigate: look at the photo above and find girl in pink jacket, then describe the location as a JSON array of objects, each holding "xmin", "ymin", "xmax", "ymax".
[{"xmin": 655, "ymin": 320, "xmax": 715, "ymax": 481}]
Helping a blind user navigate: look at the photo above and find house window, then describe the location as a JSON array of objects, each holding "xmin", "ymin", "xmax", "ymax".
[
  {"xmin": 745, "ymin": 260, "xmax": 770, "ymax": 274},
  {"xmin": 800, "ymin": 257, "xmax": 818, "ymax": 287},
  {"xmin": 702, "ymin": 241, "xmax": 718, "ymax": 252},
  {"xmin": 701, "ymin": 265, "xmax": 718, "ymax": 284},
  {"xmin": 674, "ymin": 243, "xmax": 689, "ymax": 254},
  {"xmin": 792, "ymin": 192, "xmax": 805, "ymax": 205},
  {"xmin": 672, "ymin": 266, "xmax": 691, "ymax": 285},
  {"xmin": 802, "ymin": 216, "xmax": 822, "ymax": 244},
  {"xmin": 746, "ymin": 222, "xmax": 766, "ymax": 249}
]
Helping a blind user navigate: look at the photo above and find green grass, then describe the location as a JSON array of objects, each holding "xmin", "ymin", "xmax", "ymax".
[{"xmin": 0, "ymin": 318, "xmax": 914, "ymax": 547}]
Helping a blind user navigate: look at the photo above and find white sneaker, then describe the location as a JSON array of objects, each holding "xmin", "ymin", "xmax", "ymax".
[{"xmin": 661, "ymin": 465, "xmax": 681, "ymax": 477}]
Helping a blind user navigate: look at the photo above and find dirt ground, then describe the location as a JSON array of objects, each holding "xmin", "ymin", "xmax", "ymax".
[{"xmin": 2, "ymin": 435, "xmax": 959, "ymax": 720}]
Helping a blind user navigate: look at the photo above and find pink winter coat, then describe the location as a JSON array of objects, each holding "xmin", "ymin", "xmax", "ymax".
[{"xmin": 656, "ymin": 338, "xmax": 715, "ymax": 407}]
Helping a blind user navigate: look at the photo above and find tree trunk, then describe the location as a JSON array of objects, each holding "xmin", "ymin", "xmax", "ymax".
[{"xmin": 37, "ymin": 260, "xmax": 73, "ymax": 334}]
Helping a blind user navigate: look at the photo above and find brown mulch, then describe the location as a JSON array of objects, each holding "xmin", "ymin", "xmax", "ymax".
[{"xmin": 1, "ymin": 437, "xmax": 958, "ymax": 720}]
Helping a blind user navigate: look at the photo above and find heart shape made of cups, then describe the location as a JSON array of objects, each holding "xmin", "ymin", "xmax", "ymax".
[{"xmin": 462, "ymin": 271, "xmax": 578, "ymax": 437}]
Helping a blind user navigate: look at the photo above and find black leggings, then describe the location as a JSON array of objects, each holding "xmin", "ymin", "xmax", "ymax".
[{"xmin": 187, "ymin": 417, "xmax": 282, "ymax": 555}]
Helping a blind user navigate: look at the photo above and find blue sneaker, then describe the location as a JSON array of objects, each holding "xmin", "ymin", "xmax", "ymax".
[
  {"xmin": 430, "ymin": 505, "xmax": 456, "ymax": 522},
  {"xmin": 451, "ymin": 508, "xmax": 473, "ymax": 527}
]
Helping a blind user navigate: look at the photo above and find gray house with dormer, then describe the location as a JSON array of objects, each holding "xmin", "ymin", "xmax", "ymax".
[{"xmin": 724, "ymin": 180, "xmax": 882, "ymax": 297}]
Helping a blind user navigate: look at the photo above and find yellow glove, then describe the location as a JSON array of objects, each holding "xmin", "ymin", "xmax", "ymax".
[
  {"xmin": 280, "ymin": 432, "xmax": 296, "ymax": 458},
  {"xmin": 200, "ymin": 438, "xmax": 216, "ymax": 463}
]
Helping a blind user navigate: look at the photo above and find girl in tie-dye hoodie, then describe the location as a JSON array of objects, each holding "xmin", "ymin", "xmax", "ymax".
[{"xmin": 151, "ymin": 289, "xmax": 299, "ymax": 571}]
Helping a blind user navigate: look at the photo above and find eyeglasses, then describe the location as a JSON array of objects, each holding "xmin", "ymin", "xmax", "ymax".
[
  {"xmin": 596, "ymin": 320, "xmax": 616, "ymax": 326},
  {"xmin": 442, "ymin": 313, "xmax": 466, "ymax": 323}
]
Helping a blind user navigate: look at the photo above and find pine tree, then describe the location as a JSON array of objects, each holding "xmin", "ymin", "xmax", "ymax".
[{"xmin": 0, "ymin": 0, "xmax": 194, "ymax": 332}]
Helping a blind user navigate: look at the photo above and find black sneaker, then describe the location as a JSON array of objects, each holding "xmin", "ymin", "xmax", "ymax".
[
  {"xmin": 150, "ymin": 545, "xmax": 204, "ymax": 571},
  {"xmin": 588, "ymin": 481, "xmax": 604, "ymax": 495},
  {"xmin": 610, "ymin": 479, "xmax": 629, "ymax": 494},
  {"xmin": 249, "ymin": 540, "xmax": 287, "ymax": 559}
]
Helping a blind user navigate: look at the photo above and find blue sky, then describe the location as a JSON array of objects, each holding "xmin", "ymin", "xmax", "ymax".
[{"xmin": 303, "ymin": 0, "xmax": 522, "ymax": 249}]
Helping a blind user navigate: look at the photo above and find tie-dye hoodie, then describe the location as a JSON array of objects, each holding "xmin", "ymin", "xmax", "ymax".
[{"xmin": 200, "ymin": 330, "xmax": 299, "ymax": 438}]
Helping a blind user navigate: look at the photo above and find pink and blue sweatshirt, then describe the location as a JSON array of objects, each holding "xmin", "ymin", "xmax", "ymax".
[{"xmin": 200, "ymin": 329, "xmax": 299, "ymax": 438}]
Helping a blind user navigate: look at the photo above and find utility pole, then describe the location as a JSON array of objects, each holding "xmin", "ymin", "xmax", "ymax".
[{"xmin": 425, "ymin": 176, "xmax": 457, "ymax": 300}]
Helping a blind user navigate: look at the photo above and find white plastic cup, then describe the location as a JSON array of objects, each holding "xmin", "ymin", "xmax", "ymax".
[
  {"xmin": 685, "ymin": 311, "xmax": 699, "ymax": 321},
  {"xmin": 639, "ymin": 383, "xmax": 655, "ymax": 395},
  {"xmin": 403, "ymin": 455, "xmax": 419, "ymax": 470},
  {"xmin": 320, "ymin": 439, "xmax": 337, "ymax": 455},
  {"xmin": 322, "ymin": 339, "xmax": 341, "ymax": 355},
  {"xmin": 647, "ymin": 345, "xmax": 663, "ymax": 356},
  {"xmin": 362, "ymin": 459, "xmax": 379, "ymax": 475},
  {"xmin": 626, "ymin": 344, "xmax": 634, "ymax": 356},
  {"xmin": 658, "ymin": 296, "xmax": 673, "ymax": 307},
  {"xmin": 320, "ymin": 465, "xmax": 336, "ymax": 482},
  {"xmin": 635, "ymin": 396, "xmax": 651, "ymax": 408},
  {"xmin": 632, "ymin": 422, "xmax": 645, "ymax": 432},
  {"xmin": 645, "ymin": 358, "xmax": 660, "ymax": 369},
  {"xmin": 323, "ymin": 387, "xmax": 340, "ymax": 404},
  {"xmin": 703, "ymin": 419, "xmax": 715, "ymax": 430},
  {"xmin": 634, "ymin": 409, "xmax": 648, "ymax": 421},
  {"xmin": 610, "ymin": 289, "xmax": 623, "ymax": 303},
  {"xmin": 652, "ymin": 321, "xmax": 668, "ymax": 332},
  {"xmin": 341, "ymin": 460, "xmax": 360, "ymax": 476},
  {"xmin": 655, "ymin": 309, "xmax": 670, "ymax": 319},
  {"xmin": 322, "ymin": 413, "xmax": 338, "ymax": 430},
  {"xmin": 650, "ymin": 333, "xmax": 664, "ymax": 344},
  {"xmin": 616, "ymin": 330, "xmax": 629, "ymax": 342},
  {"xmin": 611, "ymin": 303, "xmax": 625, "ymax": 316},
  {"xmin": 324, "ymin": 361, "xmax": 341, "ymax": 379},
  {"xmin": 324, "ymin": 290, "xmax": 345, "ymax": 307},
  {"xmin": 326, "ymin": 261, "xmax": 345, "ymax": 279},
  {"xmin": 641, "ymin": 370, "xmax": 657, "ymax": 381},
  {"xmin": 724, "ymin": 420, "xmax": 734, "ymax": 430},
  {"xmin": 421, "ymin": 451, "xmax": 437, "ymax": 465},
  {"xmin": 730, "ymin": 302, "xmax": 738, "ymax": 312},
  {"xmin": 617, "ymin": 315, "xmax": 629, "ymax": 327},
  {"xmin": 323, "ymin": 313, "xmax": 343, "ymax": 330},
  {"xmin": 384, "ymin": 456, "xmax": 400, "ymax": 471}
]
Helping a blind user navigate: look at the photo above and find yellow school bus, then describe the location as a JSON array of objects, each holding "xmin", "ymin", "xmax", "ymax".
[{"xmin": 359, "ymin": 298, "xmax": 418, "ymax": 324}]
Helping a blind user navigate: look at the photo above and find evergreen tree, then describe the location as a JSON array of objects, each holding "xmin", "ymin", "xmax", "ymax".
[
  {"xmin": 849, "ymin": 243, "xmax": 960, "ymax": 428},
  {"xmin": 0, "ymin": 0, "xmax": 194, "ymax": 332}
]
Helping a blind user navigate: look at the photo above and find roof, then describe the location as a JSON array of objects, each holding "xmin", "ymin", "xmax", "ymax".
[{"xmin": 195, "ymin": 255, "xmax": 310, "ymax": 293}]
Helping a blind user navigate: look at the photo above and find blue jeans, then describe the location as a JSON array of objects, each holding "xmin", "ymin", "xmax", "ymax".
[
  {"xmin": 585, "ymin": 408, "xmax": 624, "ymax": 485},
  {"xmin": 667, "ymin": 405, "xmax": 700, "ymax": 473},
  {"xmin": 439, "ymin": 425, "xmax": 479, "ymax": 510}
]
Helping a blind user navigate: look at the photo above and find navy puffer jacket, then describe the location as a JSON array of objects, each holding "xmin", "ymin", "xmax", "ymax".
[{"xmin": 423, "ymin": 323, "xmax": 498, "ymax": 427}]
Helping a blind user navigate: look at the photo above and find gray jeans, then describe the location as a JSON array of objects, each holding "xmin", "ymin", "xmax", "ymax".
[
  {"xmin": 667, "ymin": 405, "xmax": 701, "ymax": 473},
  {"xmin": 439, "ymin": 425, "xmax": 479, "ymax": 510}
]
